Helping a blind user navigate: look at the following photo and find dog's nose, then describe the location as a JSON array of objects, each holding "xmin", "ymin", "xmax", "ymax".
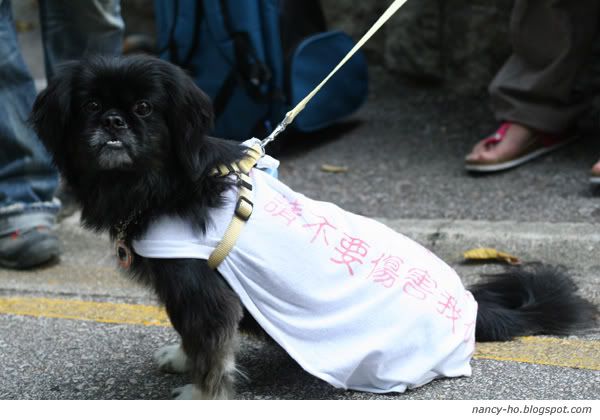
[{"xmin": 102, "ymin": 113, "xmax": 127, "ymax": 130}]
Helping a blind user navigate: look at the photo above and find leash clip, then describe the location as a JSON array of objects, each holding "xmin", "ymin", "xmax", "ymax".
[{"xmin": 261, "ymin": 112, "xmax": 293, "ymax": 149}]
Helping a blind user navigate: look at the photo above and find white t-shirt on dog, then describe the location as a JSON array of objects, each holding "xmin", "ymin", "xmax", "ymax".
[{"xmin": 133, "ymin": 157, "xmax": 478, "ymax": 393}]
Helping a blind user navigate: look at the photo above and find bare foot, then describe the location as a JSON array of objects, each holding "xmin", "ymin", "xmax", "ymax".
[
  {"xmin": 591, "ymin": 159, "xmax": 600, "ymax": 179},
  {"xmin": 465, "ymin": 123, "xmax": 534, "ymax": 164}
]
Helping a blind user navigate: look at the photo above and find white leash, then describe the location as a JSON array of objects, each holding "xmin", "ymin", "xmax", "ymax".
[{"xmin": 261, "ymin": 0, "xmax": 409, "ymax": 149}]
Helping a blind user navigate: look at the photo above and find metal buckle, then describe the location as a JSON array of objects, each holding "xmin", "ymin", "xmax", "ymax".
[
  {"xmin": 237, "ymin": 177, "xmax": 253, "ymax": 191},
  {"xmin": 235, "ymin": 196, "xmax": 253, "ymax": 221}
]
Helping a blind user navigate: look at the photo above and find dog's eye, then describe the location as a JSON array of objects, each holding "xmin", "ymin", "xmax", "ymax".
[
  {"xmin": 84, "ymin": 100, "xmax": 101, "ymax": 114},
  {"xmin": 133, "ymin": 100, "xmax": 152, "ymax": 117}
]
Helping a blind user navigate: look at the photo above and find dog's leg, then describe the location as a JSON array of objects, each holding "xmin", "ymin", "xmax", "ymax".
[
  {"xmin": 172, "ymin": 330, "xmax": 240, "ymax": 400},
  {"xmin": 154, "ymin": 343, "xmax": 190, "ymax": 373},
  {"xmin": 148, "ymin": 259, "xmax": 243, "ymax": 400}
]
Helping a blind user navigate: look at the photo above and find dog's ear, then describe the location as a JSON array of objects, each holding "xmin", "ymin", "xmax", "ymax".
[
  {"xmin": 163, "ymin": 63, "xmax": 215, "ymax": 180},
  {"xmin": 30, "ymin": 62, "xmax": 77, "ymax": 169}
]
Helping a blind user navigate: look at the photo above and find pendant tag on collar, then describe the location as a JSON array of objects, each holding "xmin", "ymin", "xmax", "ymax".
[{"xmin": 116, "ymin": 240, "xmax": 133, "ymax": 269}]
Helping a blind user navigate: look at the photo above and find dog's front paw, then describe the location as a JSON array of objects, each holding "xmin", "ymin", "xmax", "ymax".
[
  {"xmin": 171, "ymin": 384, "xmax": 230, "ymax": 400},
  {"xmin": 172, "ymin": 384, "xmax": 201, "ymax": 399},
  {"xmin": 154, "ymin": 344, "xmax": 190, "ymax": 373}
]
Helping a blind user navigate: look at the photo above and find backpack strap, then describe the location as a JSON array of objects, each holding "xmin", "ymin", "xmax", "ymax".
[
  {"xmin": 157, "ymin": 0, "xmax": 205, "ymax": 70},
  {"xmin": 207, "ymin": 144, "xmax": 262, "ymax": 269}
]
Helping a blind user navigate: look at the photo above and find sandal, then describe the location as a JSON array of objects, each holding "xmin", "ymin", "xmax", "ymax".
[
  {"xmin": 590, "ymin": 160, "xmax": 600, "ymax": 185},
  {"xmin": 465, "ymin": 122, "xmax": 576, "ymax": 173}
]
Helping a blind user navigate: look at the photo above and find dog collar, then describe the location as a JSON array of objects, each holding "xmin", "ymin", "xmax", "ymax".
[
  {"xmin": 115, "ymin": 144, "xmax": 263, "ymax": 270},
  {"xmin": 115, "ymin": 208, "xmax": 142, "ymax": 269},
  {"xmin": 113, "ymin": 144, "xmax": 262, "ymax": 270}
]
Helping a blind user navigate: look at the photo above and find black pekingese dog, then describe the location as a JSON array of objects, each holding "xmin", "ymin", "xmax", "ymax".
[{"xmin": 31, "ymin": 55, "xmax": 597, "ymax": 399}]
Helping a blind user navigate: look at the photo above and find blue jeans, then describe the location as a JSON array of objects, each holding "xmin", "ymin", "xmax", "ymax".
[{"xmin": 0, "ymin": 0, "xmax": 123, "ymax": 235}]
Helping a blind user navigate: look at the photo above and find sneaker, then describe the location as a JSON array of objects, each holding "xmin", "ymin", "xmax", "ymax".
[{"xmin": 0, "ymin": 226, "xmax": 61, "ymax": 269}]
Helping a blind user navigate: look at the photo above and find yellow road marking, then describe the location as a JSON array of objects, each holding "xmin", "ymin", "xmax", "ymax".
[
  {"xmin": 0, "ymin": 296, "xmax": 598, "ymax": 370},
  {"xmin": 474, "ymin": 336, "xmax": 599, "ymax": 370},
  {"xmin": 0, "ymin": 296, "xmax": 170, "ymax": 327}
]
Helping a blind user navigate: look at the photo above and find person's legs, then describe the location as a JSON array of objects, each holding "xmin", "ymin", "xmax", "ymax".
[
  {"xmin": 466, "ymin": 0, "xmax": 600, "ymax": 171},
  {"xmin": 38, "ymin": 0, "xmax": 123, "ymax": 79},
  {"xmin": 0, "ymin": 0, "xmax": 124, "ymax": 269},
  {"xmin": 0, "ymin": 0, "xmax": 61, "ymax": 268},
  {"xmin": 37, "ymin": 0, "xmax": 123, "ymax": 219}
]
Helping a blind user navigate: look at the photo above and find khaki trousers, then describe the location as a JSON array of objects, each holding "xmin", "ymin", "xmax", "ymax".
[{"xmin": 490, "ymin": 0, "xmax": 600, "ymax": 133}]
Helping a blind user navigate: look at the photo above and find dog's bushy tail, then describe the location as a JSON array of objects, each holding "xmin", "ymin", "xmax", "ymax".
[{"xmin": 469, "ymin": 265, "xmax": 598, "ymax": 342}]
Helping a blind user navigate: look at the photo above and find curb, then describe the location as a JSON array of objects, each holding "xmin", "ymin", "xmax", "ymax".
[{"xmin": 380, "ymin": 218, "xmax": 600, "ymax": 270}]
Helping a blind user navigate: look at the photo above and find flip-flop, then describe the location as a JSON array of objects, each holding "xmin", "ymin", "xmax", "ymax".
[
  {"xmin": 590, "ymin": 165, "xmax": 600, "ymax": 185},
  {"xmin": 465, "ymin": 122, "xmax": 576, "ymax": 173}
]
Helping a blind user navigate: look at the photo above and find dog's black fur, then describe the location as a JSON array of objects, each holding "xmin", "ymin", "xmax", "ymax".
[{"xmin": 31, "ymin": 55, "xmax": 598, "ymax": 399}]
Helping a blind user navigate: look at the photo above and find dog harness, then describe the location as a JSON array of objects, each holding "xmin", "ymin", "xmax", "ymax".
[
  {"xmin": 207, "ymin": 143, "xmax": 262, "ymax": 269},
  {"xmin": 132, "ymin": 151, "xmax": 478, "ymax": 393}
]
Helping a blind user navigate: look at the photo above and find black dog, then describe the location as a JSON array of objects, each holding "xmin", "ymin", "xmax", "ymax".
[{"xmin": 31, "ymin": 55, "xmax": 597, "ymax": 399}]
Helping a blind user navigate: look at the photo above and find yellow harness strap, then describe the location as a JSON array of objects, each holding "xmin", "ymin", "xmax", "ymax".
[{"xmin": 207, "ymin": 144, "xmax": 262, "ymax": 269}]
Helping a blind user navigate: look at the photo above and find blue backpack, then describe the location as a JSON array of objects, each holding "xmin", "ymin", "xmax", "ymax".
[{"xmin": 154, "ymin": 0, "xmax": 368, "ymax": 141}]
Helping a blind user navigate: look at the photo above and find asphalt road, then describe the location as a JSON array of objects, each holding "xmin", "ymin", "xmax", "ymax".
[{"xmin": 2, "ymin": 313, "xmax": 599, "ymax": 400}]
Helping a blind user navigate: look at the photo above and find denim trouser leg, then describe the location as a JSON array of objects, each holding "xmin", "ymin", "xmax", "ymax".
[
  {"xmin": 0, "ymin": 0, "xmax": 59, "ymax": 235},
  {"xmin": 39, "ymin": 0, "xmax": 124, "ymax": 80},
  {"xmin": 0, "ymin": 0, "xmax": 123, "ymax": 236}
]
